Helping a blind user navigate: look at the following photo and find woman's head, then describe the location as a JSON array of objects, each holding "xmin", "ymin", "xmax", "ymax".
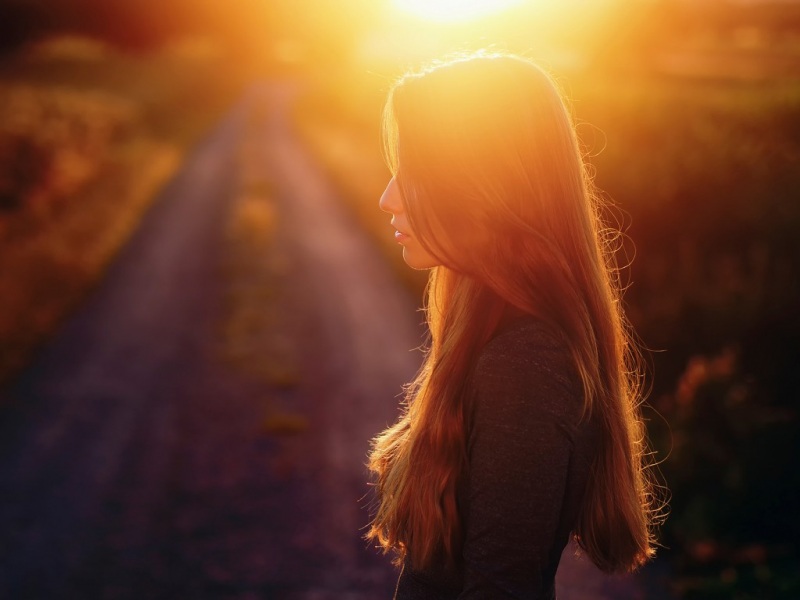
[
  {"xmin": 380, "ymin": 54, "xmax": 592, "ymax": 287},
  {"xmin": 381, "ymin": 53, "xmax": 611, "ymax": 398}
]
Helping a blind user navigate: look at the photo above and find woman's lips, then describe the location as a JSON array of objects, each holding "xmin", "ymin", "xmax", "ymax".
[{"xmin": 394, "ymin": 230, "xmax": 410, "ymax": 243}]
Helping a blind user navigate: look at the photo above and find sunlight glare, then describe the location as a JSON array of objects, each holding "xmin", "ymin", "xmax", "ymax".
[{"xmin": 394, "ymin": 0, "xmax": 525, "ymax": 23}]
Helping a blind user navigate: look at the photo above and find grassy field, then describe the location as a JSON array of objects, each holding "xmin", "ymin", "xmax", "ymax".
[
  {"xmin": 0, "ymin": 36, "xmax": 248, "ymax": 385},
  {"xmin": 293, "ymin": 58, "xmax": 800, "ymax": 598}
]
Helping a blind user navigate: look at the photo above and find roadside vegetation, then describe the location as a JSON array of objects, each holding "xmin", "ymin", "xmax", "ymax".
[{"xmin": 0, "ymin": 36, "xmax": 247, "ymax": 385}]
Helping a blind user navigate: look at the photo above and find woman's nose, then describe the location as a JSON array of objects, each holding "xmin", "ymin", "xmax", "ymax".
[{"xmin": 379, "ymin": 177, "xmax": 402, "ymax": 214}]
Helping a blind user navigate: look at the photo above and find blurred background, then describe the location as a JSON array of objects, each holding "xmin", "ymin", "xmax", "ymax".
[{"xmin": 0, "ymin": 0, "xmax": 798, "ymax": 598}]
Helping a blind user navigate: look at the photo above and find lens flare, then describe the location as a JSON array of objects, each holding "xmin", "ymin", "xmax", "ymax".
[{"xmin": 393, "ymin": 0, "xmax": 525, "ymax": 23}]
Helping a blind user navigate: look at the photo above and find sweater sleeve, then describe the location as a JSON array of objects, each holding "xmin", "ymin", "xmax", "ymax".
[{"xmin": 459, "ymin": 324, "xmax": 582, "ymax": 599}]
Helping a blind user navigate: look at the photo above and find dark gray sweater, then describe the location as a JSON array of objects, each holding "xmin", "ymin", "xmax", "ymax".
[{"xmin": 394, "ymin": 317, "xmax": 601, "ymax": 599}]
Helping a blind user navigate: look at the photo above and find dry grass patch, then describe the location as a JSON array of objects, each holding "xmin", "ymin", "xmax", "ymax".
[
  {"xmin": 0, "ymin": 36, "xmax": 247, "ymax": 385},
  {"xmin": 217, "ymin": 105, "xmax": 304, "ymax": 434},
  {"xmin": 0, "ymin": 137, "xmax": 179, "ymax": 378},
  {"xmin": 262, "ymin": 412, "xmax": 309, "ymax": 436}
]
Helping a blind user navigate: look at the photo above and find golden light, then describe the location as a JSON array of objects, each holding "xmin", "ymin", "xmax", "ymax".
[{"xmin": 393, "ymin": 0, "xmax": 525, "ymax": 23}]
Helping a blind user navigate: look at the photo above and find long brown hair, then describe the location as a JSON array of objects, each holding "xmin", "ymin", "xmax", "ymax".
[{"xmin": 367, "ymin": 52, "xmax": 664, "ymax": 574}]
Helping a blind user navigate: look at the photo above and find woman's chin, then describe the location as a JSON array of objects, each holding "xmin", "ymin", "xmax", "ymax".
[{"xmin": 402, "ymin": 247, "xmax": 438, "ymax": 270}]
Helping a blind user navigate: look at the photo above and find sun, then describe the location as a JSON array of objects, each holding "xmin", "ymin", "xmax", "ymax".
[{"xmin": 393, "ymin": 0, "xmax": 525, "ymax": 23}]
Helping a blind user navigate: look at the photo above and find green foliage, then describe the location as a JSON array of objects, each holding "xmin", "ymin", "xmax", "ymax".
[{"xmin": 661, "ymin": 348, "xmax": 798, "ymax": 536}]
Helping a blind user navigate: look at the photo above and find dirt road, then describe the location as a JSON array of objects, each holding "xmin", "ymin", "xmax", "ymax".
[
  {"xmin": 0, "ymin": 81, "xmax": 420, "ymax": 598},
  {"xmin": 0, "ymin": 82, "xmax": 669, "ymax": 599}
]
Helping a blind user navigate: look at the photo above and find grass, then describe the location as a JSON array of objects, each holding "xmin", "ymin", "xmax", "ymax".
[
  {"xmin": 0, "ymin": 35, "xmax": 248, "ymax": 385},
  {"xmin": 216, "ymin": 101, "xmax": 304, "ymax": 436}
]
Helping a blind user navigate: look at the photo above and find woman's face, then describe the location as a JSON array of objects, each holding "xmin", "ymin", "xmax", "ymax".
[{"xmin": 379, "ymin": 177, "xmax": 440, "ymax": 270}]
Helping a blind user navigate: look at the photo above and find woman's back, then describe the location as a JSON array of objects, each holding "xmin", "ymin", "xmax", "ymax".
[{"xmin": 395, "ymin": 317, "xmax": 601, "ymax": 599}]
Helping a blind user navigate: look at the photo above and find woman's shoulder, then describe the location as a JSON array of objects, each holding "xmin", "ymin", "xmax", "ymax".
[
  {"xmin": 471, "ymin": 315, "xmax": 584, "ymax": 425},
  {"xmin": 475, "ymin": 315, "xmax": 574, "ymax": 384}
]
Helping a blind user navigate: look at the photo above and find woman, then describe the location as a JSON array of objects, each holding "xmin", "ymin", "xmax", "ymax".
[{"xmin": 368, "ymin": 52, "xmax": 664, "ymax": 599}]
